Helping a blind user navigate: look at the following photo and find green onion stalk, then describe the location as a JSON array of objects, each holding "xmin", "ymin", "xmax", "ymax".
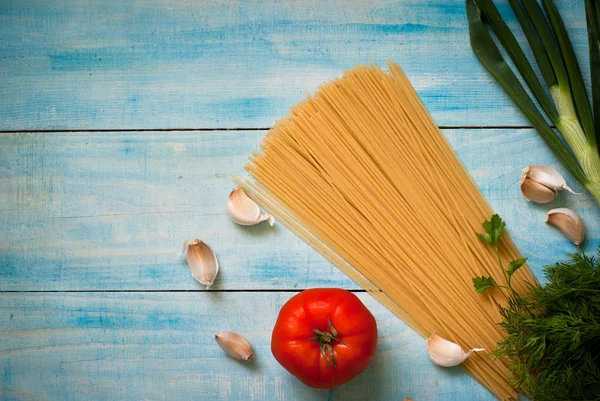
[{"xmin": 466, "ymin": 0, "xmax": 600, "ymax": 206}]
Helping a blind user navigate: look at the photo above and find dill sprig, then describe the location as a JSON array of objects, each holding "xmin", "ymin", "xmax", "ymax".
[{"xmin": 473, "ymin": 215, "xmax": 600, "ymax": 400}]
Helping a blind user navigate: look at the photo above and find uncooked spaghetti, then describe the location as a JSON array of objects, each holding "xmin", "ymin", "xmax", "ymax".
[{"xmin": 239, "ymin": 61, "xmax": 536, "ymax": 400}]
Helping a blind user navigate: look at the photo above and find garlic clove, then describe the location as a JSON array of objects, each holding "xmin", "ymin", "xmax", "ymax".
[
  {"xmin": 546, "ymin": 208, "xmax": 585, "ymax": 246},
  {"xmin": 522, "ymin": 165, "xmax": 577, "ymax": 193},
  {"xmin": 215, "ymin": 331, "xmax": 254, "ymax": 361},
  {"xmin": 227, "ymin": 188, "xmax": 274, "ymax": 226},
  {"xmin": 182, "ymin": 239, "xmax": 219, "ymax": 289},
  {"xmin": 520, "ymin": 177, "xmax": 558, "ymax": 203},
  {"xmin": 426, "ymin": 333, "xmax": 484, "ymax": 367}
]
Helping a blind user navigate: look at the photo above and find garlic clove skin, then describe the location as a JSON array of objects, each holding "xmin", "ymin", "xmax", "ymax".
[
  {"xmin": 227, "ymin": 188, "xmax": 274, "ymax": 226},
  {"xmin": 546, "ymin": 208, "xmax": 585, "ymax": 246},
  {"xmin": 182, "ymin": 239, "xmax": 219, "ymax": 289},
  {"xmin": 215, "ymin": 331, "xmax": 254, "ymax": 361},
  {"xmin": 520, "ymin": 177, "xmax": 558, "ymax": 203},
  {"xmin": 522, "ymin": 165, "xmax": 577, "ymax": 193},
  {"xmin": 426, "ymin": 333, "xmax": 484, "ymax": 367}
]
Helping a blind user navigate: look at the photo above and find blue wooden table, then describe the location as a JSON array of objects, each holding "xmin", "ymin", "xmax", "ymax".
[{"xmin": 1, "ymin": 1, "xmax": 598, "ymax": 400}]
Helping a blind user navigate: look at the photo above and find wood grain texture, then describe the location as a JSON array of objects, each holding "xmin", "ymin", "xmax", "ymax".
[
  {"xmin": 1, "ymin": 129, "xmax": 598, "ymax": 291},
  {"xmin": 0, "ymin": 0, "xmax": 589, "ymax": 130},
  {"xmin": 1, "ymin": 2, "xmax": 598, "ymax": 399},
  {"xmin": 0, "ymin": 292, "xmax": 496, "ymax": 401}
]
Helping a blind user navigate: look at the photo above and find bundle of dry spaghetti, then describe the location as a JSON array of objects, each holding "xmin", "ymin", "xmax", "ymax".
[{"xmin": 238, "ymin": 61, "xmax": 537, "ymax": 400}]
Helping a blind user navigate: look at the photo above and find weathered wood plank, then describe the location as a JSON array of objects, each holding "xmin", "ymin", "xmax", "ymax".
[
  {"xmin": 0, "ymin": 292, "xmax": 496, "ymax": 401},
  {"xmin": 0, "ymin": 0, "xmax": 588, "ymax": 130},
  {"xmin": 1, "ymin": 129, "xmax": 598, "ymax": 291}
]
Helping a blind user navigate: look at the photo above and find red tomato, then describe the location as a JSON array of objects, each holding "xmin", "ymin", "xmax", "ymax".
[{"xmin": 271, "ymin": 288, "xmax": 378, "ymax": 389}]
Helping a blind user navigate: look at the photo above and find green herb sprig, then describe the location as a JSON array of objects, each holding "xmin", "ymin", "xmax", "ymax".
[
  {"xmin": 473, "ymin": 214, "xmax": 527, "ymax": 294},
  {"xmin": 473, "ymin": 214, "xmax": 600, "ymax": 400}
]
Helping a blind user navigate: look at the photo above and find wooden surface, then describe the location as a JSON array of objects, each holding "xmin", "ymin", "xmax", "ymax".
[
  {"xmin": 0, "ymin": 1, "xmax": 598, "ymax": 400},
  {"xmin": 0, "ymin": 0, "xmax": 589, "ymax": 130},
  {"xmin": 0, "ymin": 293, "xmax": 495, "ymax": 401}
]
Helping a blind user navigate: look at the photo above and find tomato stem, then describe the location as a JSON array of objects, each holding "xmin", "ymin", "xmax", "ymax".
[{"xmin": 309, "ymin": 317, "xmax": 348, "ymax": 369}]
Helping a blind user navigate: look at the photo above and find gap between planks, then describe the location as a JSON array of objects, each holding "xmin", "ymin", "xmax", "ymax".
[
  {"xmin": 0, "ymin": 125, "xmax": 539, "ymax": 134},
  {"xmin": 0, "ymin": 289, "xmax": 370, "ymax": 294}
]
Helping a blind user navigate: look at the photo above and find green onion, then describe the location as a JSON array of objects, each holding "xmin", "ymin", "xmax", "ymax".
[
  {"xmin": 466, "ymin": 0, "xmax": 600, "ymax": 206},
  {"xmin": 588, "ymin": 0, "xmax": 600, "ymax": 145}
]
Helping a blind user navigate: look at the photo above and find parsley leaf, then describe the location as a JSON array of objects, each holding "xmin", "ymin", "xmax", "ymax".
[
  {"xmin": 477, "ymin": 214, "xmax": 505, "ymax": 249},
  {"xmin": 476, "ymin": 232, "xmax": 492, "ymax": 245},
  {"xmin": 507, "ymin": 257, "xmax": 528, "ymax": 277},
  {"xmin": 473, "ymin": 276, "xmax": 497, "ymax": 293},
  {"xmin": 490, "ymin": 214, "xmax": 505, "ymax": 241}
]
